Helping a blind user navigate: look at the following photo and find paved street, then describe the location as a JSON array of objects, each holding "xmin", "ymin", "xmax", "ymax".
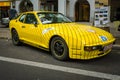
[
  {"xmin": 0, "ymin": 23, "xmax": 120, "ymax": 80},
  {"xmin": 0, "ymin": 39, "xmax": 120, "ymax": 80}
]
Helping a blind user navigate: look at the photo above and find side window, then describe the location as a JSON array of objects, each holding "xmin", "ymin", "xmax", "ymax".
[
  {"xmin": 19, "ymin": 14, "xmax": 26, "ymax": 23},
  {"xmin": 24, "ymin": 14, "xmax": 37, "ymax": 24}
]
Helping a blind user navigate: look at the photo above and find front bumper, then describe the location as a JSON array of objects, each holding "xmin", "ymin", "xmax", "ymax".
[{"xmin": 69, "ymin": 39, "xmax": 115, "ymax": 60}]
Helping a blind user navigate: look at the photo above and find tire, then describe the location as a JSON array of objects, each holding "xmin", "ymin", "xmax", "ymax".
[
  {"xmin": 11, "ymin": 29, "xmax": 21, "ymax": 46},
  {"xmin": 50, "ymin": 37, "xmax": 69, "ymax": 61}
]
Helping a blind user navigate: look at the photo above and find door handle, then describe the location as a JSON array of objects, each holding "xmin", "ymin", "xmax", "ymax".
[{"xmin": 22, "ymin": 26, "xmax": 25, "ymax": 28}]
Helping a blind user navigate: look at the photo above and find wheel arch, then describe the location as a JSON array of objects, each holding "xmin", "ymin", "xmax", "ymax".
[
  {"xmin": 49, "ymin": 35, "xmax": 69, "ymax": 60},
  {"xmin": 49, "ymin": 35, "xmax": 67, "ymax": 51},
  {"xmin": 11, "ymin": 28, "xmax": 16, "ymax": 33}
]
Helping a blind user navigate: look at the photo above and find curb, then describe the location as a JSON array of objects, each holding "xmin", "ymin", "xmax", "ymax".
[{"xmin": 113, "ymin": 45, "xmax": 120, "ymax": 47}]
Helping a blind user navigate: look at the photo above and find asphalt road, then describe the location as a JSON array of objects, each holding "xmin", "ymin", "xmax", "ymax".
[{"xmin": 0, "ymin": 39, "xmax": 120, "ymax": 80}]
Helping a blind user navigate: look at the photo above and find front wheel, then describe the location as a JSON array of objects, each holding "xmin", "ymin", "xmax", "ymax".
[
  {"xmin": 11, "ymin": 29, "xmax": 21, "ymax": 46},
  {"xmin": 50, "ymin": 37, "xmax": 69, "ymax": 61}
]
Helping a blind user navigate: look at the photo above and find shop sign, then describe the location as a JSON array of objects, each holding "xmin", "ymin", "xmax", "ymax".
[
  {"xmin": 0, "ymin": 2, "xmax": 11, "ymax": 6},
  {"xmin": 94, "ymin": 7, "xmax": 110, "ymax": 27}
]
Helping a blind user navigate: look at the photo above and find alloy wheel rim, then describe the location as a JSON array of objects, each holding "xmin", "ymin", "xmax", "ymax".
[{"xmin": 54, "ymin": 41, "xmax": 64, "ymax": 56}]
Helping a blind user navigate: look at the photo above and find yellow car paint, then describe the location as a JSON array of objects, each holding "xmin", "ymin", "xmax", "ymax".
[{"xmin": 9, "ymin": 11, "xmax": 115, "ymax": 60}]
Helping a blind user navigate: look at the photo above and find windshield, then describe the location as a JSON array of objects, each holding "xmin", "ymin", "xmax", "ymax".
[{"xmin": 37, "ymin": 12, "xmax": 72, "ymax": 24}]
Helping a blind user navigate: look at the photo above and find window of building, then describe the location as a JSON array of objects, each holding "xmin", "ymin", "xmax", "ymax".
[{"xmin": 40, "ymin": 0, "xmax": 58, "ymax": 11}]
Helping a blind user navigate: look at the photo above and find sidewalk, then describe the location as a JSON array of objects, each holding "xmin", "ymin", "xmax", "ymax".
[
  {"xmin": 0, "ymin": 27, "xmax": 11, "ymax": 39},
  {"xmin": 0, "ymin": 25, "xmax": 120, "ymax": 46}
]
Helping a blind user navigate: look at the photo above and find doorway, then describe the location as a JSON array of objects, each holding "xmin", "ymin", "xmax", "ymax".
[
  {"xmin": 75, "ymin": 0, "xmax": 90, "ymax": 22},
  {"xmin": 40, "ymin": 0, "xmax": 58, "ymax": 11},
  {"xmin": 110, "ymin": 0, "xmax": 120, "ymax": 21},
  {"xmin": 19, "ymin": 0, "xmax": 33, "ymax": 12}
]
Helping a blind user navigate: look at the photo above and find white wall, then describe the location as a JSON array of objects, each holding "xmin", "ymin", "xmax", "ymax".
[
  {"xmin": 58, "ymin": 0, "xmax": 67, "ymax": 15},
  {"xmin": 87, "ymin": 0, "xmax": 95, "ymax": 23},
  {"xmin": 31, "ymin": 0, "xmax": 40, "ymax": 11},
  {"xmin": 69, "ymin": 0, "xmax": 77, "ymax": 21},
  {"xmin": 15, "ymin": 0, "xmax": 21, "ymax": 13}
]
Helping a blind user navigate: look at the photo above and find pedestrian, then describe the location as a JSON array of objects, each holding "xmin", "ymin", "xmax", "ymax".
[{"xmin": 8, "ymin": 6, "xmax": 17, "ymax": 20}]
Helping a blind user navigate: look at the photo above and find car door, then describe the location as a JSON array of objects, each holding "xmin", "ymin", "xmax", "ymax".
[
  {"xmin": 22, "ymin": 13, "xmax": 41, "ymax": 45},
  {"xmin": 17, "ymin": 14, "xmax": 26, "ymax": 39}
]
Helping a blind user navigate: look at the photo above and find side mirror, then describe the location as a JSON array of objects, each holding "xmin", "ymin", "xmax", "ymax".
[{"xmin": 33, "ymin": 21, "xmax": 39, "ymax": 27}]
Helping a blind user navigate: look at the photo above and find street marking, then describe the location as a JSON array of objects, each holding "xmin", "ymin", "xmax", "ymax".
[{"xmin": 0, "ymin": 56, "xmax": 120, "ymax": 80}]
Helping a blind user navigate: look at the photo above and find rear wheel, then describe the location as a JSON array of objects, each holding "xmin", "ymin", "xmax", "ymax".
[
  {"xmin": 50, "ymin": 37, "xmax": 69, "ymax": 61},
  {"xmin": 11, "ymin": 29, "xmax": 21, "ymax": 46}
]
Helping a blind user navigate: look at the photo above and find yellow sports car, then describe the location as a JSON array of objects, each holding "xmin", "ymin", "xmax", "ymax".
[{"xmin": 9, "ymin": 11, "xmax": 115, "ymax": 60}]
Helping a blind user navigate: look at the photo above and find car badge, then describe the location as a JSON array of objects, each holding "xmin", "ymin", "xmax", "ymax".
[
  {"xmin": 42, "ymin": 27, "xmax": 54, "ymax": 34},
  {"xmin": 100, "ymin": 36, "xmax": 108, "ymax": 41},
  {"xmin": 88, "ymin": 29, "xmax": 95, "ymax": 33}
]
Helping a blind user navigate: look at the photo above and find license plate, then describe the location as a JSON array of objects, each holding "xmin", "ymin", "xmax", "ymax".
[{"xmin": 103, "ymin": 44, "xmax": 113, "ymax": 51}]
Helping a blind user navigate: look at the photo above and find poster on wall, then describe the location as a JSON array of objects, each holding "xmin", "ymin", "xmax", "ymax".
[{"xmin": 94, "ymin": 7, "xmax": 110, "ymax": 27}]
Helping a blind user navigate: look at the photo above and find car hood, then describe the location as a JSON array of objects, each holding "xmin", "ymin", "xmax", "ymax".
[{"xmin": 45, "ymin": 23, "xmax": 115, "ymax": 45}]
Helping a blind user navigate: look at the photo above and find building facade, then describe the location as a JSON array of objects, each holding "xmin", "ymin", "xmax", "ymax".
[
  {"xmin": 14, "ymin": 0, "xmax": 109, "ymax": 23},
  {"xmin": 0, "ymin": 0, "xmax": 120, "ymax": 25},
  {"xmin": 15, "ymin": 0, "xmax": 95, "ymax": 23}
]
